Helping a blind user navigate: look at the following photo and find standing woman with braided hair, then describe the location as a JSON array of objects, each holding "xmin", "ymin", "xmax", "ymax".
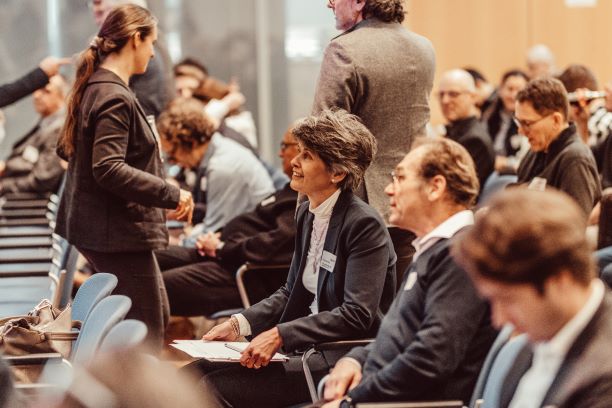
[{"xmin": 55, "ymin": 4, "xmax": 194, "ymax": 351}]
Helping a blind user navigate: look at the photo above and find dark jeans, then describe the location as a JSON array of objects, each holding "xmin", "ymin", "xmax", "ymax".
[
  {"xmin": 187, "ymin": 352, "xmax": 331, "ymax": 408},
  {"xmin": 156, "ymin": 246, "xmax": 243, "ymax": 317},
  {"xmin": 78, "ymin": 248, "xmax": 170, "ymax": 352}
]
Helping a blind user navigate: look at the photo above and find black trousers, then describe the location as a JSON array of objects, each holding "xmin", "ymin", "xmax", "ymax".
[
  {"xmin": 78, "ymin": 248, "xmax": 170, "ymax": 352},
  {"xmin": 155, "ymin": 246, "xmax": 243, "ymax": 316},
  {"xmin": 187, "ymin": 352, "xmax": 331, "ymax": 408}
]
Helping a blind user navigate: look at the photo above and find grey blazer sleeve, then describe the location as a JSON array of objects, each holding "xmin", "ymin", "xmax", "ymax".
[
  {"xmin": 312, "ymin": 41, "xmax": 358, "ymax": 114},
  {"xmin": 0, "ymin": 68, "xmax": 49, "ymax": 108},
  {"xmin": 91, "ymin": 95, "xmax": 179, "ymax": 209},
  {"xmin": 277, "ymin": 213, "xmax": 391, "ymax": 351}
]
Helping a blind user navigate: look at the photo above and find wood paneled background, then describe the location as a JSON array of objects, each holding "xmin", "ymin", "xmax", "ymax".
[{"xmin": 404, "ymin": 0, "xmax": 612, "ymax": 124}]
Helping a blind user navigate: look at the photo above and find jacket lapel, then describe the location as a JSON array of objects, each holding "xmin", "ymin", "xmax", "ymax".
[
  {"xmin": 500, "ymin": 343, "xmax": 533, "ymax": 408},
  {"xmin": 317, "ymin": 190, "xmax": 351, "ymax": 296}
]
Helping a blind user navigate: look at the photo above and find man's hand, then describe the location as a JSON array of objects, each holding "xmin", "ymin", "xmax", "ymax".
[
  {"xmin": 324, "ymin": 358, "xmax": 363, "ymax": 401},
  {"xmin": 39, "ymin": 56, "xmax": 72, "ymax": 77},
  {"xmin": 168, "ymin": 189, "xmax": 194, "ymax": 223},
  {"xmin": 202, "ymin": 320, "xmax": 238, "ymax": 341},
  {"xmin": 239, "ymin": 327, "xmax": 283, "ymax": 369},
  {"xmin": 196, "ymin": 231, "xmax": 222, "ymax": 257}
]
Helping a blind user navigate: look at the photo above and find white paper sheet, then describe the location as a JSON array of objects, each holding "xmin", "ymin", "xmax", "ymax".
[{"xmin": 170, "ymin": 340, "xmax": 289, "ymax": 362}]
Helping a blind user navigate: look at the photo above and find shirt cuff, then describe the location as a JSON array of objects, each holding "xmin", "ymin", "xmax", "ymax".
[
  {"xmin": 233, "ymin": 313, "xmax": 252, "ymax": 337},
  {"xmin": 204, "ymin": 99, "xmax": 230, "ymax": 122},
  {"xmin": 339, "ymin": 357, "xmax": 362, "ymax": 372}
]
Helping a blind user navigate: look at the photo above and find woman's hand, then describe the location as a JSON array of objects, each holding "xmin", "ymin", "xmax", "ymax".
[
  {"xmin": 170, "ymin": 189, "xmax": 194, "ymax": 223},
  {"xmin": 324, "ymin": 359, "xmax": 363, "ymax": 401},
  {"xmin": 239, "ymin": 327, "xmax": 283, "ymax": 369},
  {"xmin": 202, "ymin": 320, "xmax": 238, "ymax": 341}
]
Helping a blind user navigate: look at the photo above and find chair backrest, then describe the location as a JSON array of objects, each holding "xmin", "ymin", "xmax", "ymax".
[
  {"xmin": 477, "ymin": 172, "xmax": 518, "ymax": 207},
  {"xmin": 71, "ymin": 295, "xmax": 131, "ymax": 365},
  {"xmin": 469, "ymin": 324, "xmax": 514, "ymax": 407},
  {"xmin": 71, "ymin": 273, "xmax": 118, "ymax": 323},
  {"xmin": 477, "ymin": 334, "xmax": 529, "ymax": 408},
  {"xmin": 99, "ymin": 319, "xmax": 148, "ymax": 354}
]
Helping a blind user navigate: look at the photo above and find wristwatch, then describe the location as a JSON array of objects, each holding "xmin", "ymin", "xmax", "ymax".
[{"xmin": 339, "ymin": 396, "xmax": 354, "ymax": 408}]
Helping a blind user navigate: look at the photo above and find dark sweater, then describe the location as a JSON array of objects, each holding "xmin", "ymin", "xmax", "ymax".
[
  {"xmin": 517, "ymin": 124, "xmax": 601, "ymax": 216},
  {"xmin": 446, "ymin": 116, "xmax": 495, "ymax": 189},
  {"xmin": 592, "ymin": 133, "xmax": 612, "ymax": 189},
  {"xmin": 345, "ymin": 235, "xmax": 497, "ymax": 404}
]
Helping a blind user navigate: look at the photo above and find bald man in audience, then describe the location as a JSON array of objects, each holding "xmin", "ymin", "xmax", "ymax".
[
  {"xmin": 322, "ymin": 138, "xmax": 496, "ymax": 408},
  {"xmin": 526, "ymin": 44, "xmax": 557, "ymax": 79},
  {"xmin": 515, "ymin": 77, "xmax": 601, "ymax": 216},
  {"xmin": 0, "ymin": 75, "xmax": 67, "ymax": 196},
  {"xmin": 453, "ymin": 189, "xmax": 612, "ymax": 408},
  {"xmin": 439, "ymin": 69, "xmax": 495, "ymax": 190}
]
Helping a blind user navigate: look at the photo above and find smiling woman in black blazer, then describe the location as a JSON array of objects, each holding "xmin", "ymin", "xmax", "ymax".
[
  {"xmin": 55, "ymin": 4, "xmax": 193, "ymax": 350},
  {"xmin": 199, "ymin": 109, "xmax": 397, "ymax": 408}
]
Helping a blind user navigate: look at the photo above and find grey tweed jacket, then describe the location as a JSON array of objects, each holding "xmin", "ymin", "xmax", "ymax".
[{"xmin": 312, "ymin": 18, "xmax": 436, "ymax": 221}]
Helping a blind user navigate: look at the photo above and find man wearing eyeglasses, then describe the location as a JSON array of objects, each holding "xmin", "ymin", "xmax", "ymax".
[
  {"xmin": 313, "ymin": 0, "xmax": 435, "ymax": 280},
  {"xmin": 515, "ymin": 77, "xmax": 601, "ymax": 217},
  {"xmin": 438, "ymin": 69, "xmax": 495, "ymax": 191}
]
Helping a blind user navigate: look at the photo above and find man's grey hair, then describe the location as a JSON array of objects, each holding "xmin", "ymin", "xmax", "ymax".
[
  {"xmin": 107, "ymin": 0, "xmax": 148, "ymax": 9},
  {"xmin": 292, "ymin": 109, "xmax": 377, "ymax": 192}
]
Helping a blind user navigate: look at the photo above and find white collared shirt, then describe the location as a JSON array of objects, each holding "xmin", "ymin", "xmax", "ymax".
[
  {"xmin": 509, "ymin": 279, "xmax": 605, "ymax": 408},
  {"xmin": 412, "ymin": 210, "xmax": 474, "ymax": 262},
  {"xmin": 303, "ymin": 188, "xmax": 341, "ymax": 315},
  {"xmin": 234, "ymin": 189, "xmax": 341, "ymax": 336}
]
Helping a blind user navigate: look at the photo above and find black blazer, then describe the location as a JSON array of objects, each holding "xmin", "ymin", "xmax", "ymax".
[
  {"xmin": 55, "ymin": 68, "xmax": 180, "ymax": 252},
  {"xmin": 242, "ymin": 190, "xmax": 397, "ymax": 352},
  {"xmin": 0, "ymin": 67, "xmax": 48, "ymax": 108},
  {"xmin": 500, "ymin": 291, "xmax": 612, "ymax": 408},
  {"xmin": 218, "ymin": 183, "xmax": 297, "ymax": 271}
]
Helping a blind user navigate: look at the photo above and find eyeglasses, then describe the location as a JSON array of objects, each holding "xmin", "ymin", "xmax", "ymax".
[
  {"xmin": 327, "ymin": 0, "xmax": 335, "ymax": 6},
  {"xmin": 512, "ymin": 113, "xmax": 552, "ymax": 131},
  {"xmin": 437, "ymin": 90, "xmax": 469, "ymax": 100},
  {"xmin": 280, "ymin": 142, "xmax": 298, "ymax": 151}
]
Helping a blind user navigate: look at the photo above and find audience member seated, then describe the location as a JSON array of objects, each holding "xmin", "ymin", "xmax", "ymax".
[
  {"xmin": 156, "ymin": 97, "xmax": 274, "ymax": 234},
  {"xmin": 156, "ymin": 127, "xmax": 299, "ymax": 317},
  {"xmin": 525, "ymin": 43, "xmax": 557, "ymax": 79},
  {"xmin": 557, "ymin": 64, "xmax": 612, "ymax": 146},
  {"xmin": 464, "ymin": 67, "xmax": 497, "ymax": 114},
  {"xmin": 174, "ymin": 57, "xmax": 258, "ymax": 150},
  {"xmin": 438, "ymin": 69, "xmax": 495, "ymax": 189},
  {"xmin": 515, "ymin": 77, "xmax": 601, "ymax": 217},
  {"xmin": 0, "ymin": 56, "xmax": 70, "ymax": 108},
  {"xmin": 194, "ymin": 109, "xmax": 396, "ymax": 407},
  {"xmin": 482, "ymin": 69, "xmax": 530, "ymax": 174},
  {"xmin": 591, "ymin": 86, "xmax": 612, "ymax": 190},
  {"xmin": 321, "ymin": 138, "xmax": 496, "ymax": 408},
  {"xmin": 453, "ymin": 188, "xmax": 612, "ymax": 408},
  {"xmin": 0, "ymin": 74, "xmax": 67, "ymax": 196}
]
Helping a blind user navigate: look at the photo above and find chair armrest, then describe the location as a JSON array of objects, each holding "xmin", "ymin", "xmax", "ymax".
[
  {"xmin": 4, "ymin": 353, "xmax": 63, "ymax": 366},
  {"xmin": 235, "ymin": 263, "xmax": 291, "ymax": 308}
]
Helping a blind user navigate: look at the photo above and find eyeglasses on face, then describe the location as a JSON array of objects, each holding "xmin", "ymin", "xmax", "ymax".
[
  {"xmin": 280, "ymin": 142, "xmax": 298, "ymax": 151},
  {"xmin": 512, "ymin": 113, "xmax": 552, "ymax": 131},
  {"xmin": 437, "ymin": 90, "xmax": 468, "ymax": 99}
]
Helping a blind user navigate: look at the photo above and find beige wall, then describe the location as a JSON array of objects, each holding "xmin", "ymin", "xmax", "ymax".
[{"xmin": 404, "ymin": 0, "xmax": 612, "ymax": 125}]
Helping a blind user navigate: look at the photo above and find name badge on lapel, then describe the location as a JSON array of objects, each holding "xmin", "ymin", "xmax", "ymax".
[
  {"xmin": 404, "ymin": 271, "xmax": 418, "ymax": 291},
  {"xmin": 22, "ymin": 146, "xmax": 39, "ymax": 163},
  {"xmin": 320, "ymin": 251, "xmax": 337, "ymax": 273}
]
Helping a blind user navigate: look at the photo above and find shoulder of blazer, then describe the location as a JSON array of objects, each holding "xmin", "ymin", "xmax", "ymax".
[{"xmin": 85, "ymin": 69, "xmax": 135, "ymax": 105}]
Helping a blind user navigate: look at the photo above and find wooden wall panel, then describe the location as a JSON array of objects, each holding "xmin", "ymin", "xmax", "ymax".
[{"xmin": 402, "ymin": 0, "xmax": 612, "ymax": 125}]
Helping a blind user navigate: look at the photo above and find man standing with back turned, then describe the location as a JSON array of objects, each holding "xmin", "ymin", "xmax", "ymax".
[{"xmin": 313, "ymin": 0, "xmax": 436, "ymax": 276}]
